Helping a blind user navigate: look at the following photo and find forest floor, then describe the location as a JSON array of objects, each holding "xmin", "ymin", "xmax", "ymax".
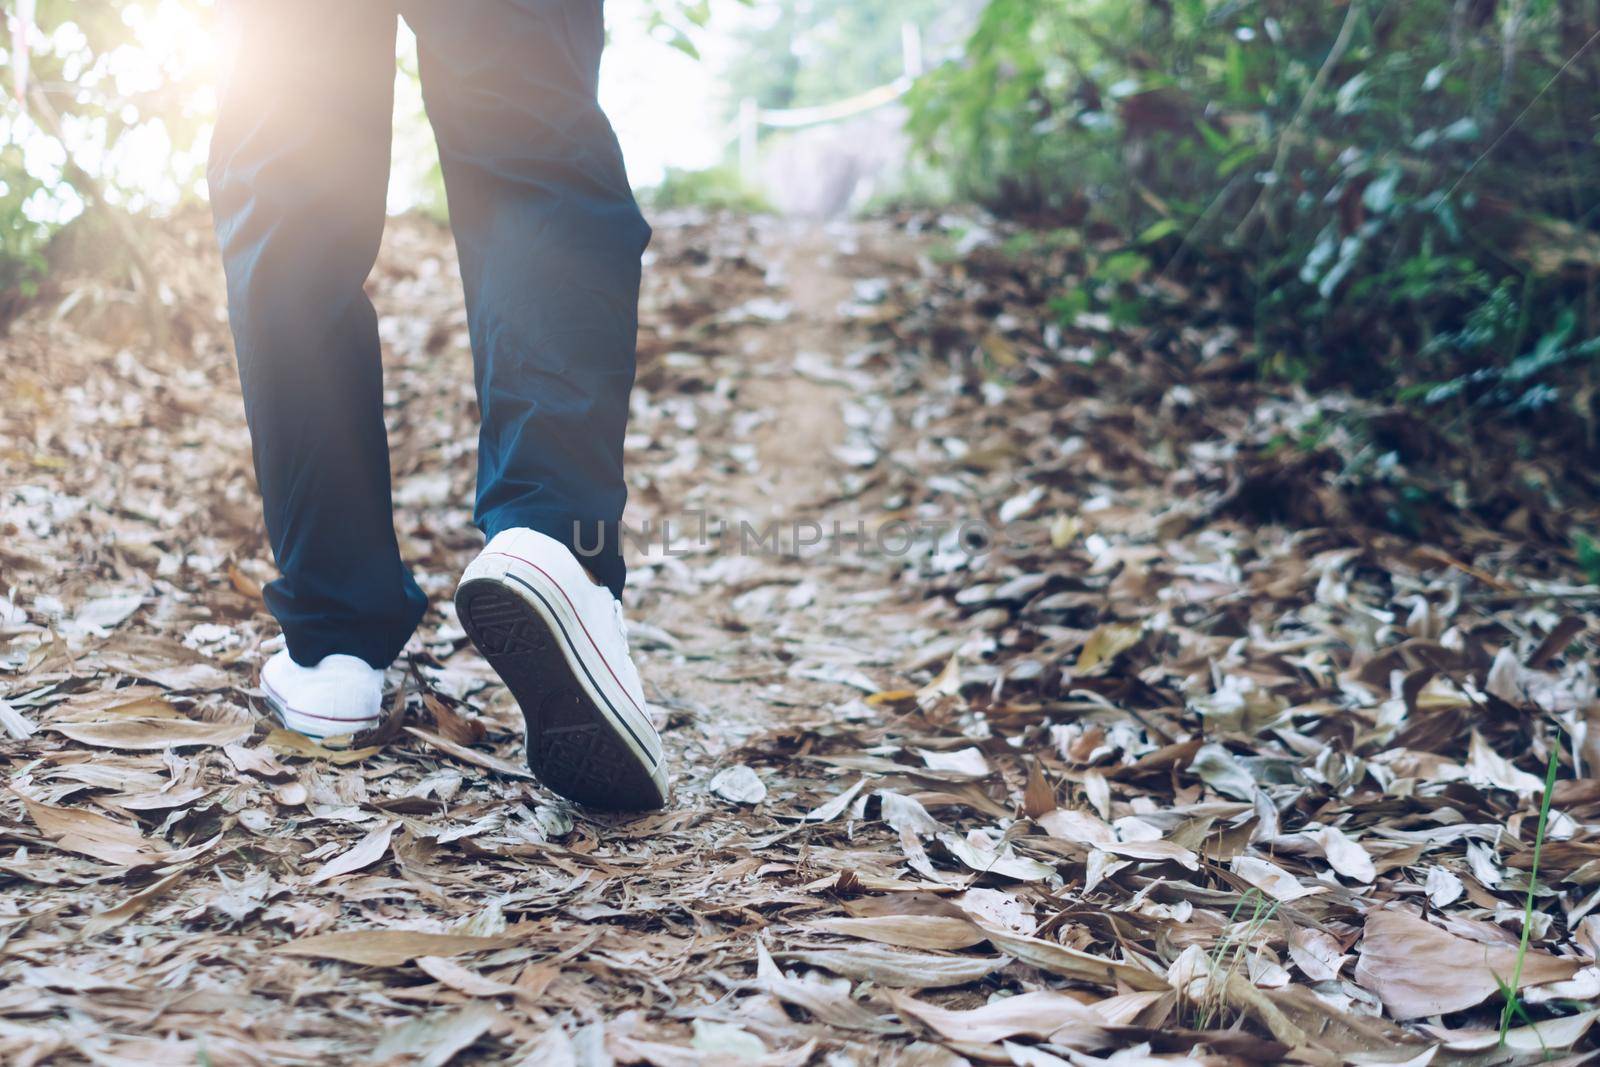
[{"xmin": 2, "ymin": 211, "xmax": 1600, "ymax": 1066}]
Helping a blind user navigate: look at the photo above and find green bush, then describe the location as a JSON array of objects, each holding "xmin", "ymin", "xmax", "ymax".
[
  {"xmin": 640, "ymin": 165, "xmax": 774, "ymax": 214},
  {"xmin": 907, "ymin": 0, "xmax": 1600, "ymax": 422},
  {"xmin": 1, "ymin": 1, "xmax": 214, "ymax": 301}
]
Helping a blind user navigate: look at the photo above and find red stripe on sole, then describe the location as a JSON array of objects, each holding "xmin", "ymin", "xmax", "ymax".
[
  {"xmin": 481, "ymin": 549, "xmax": 646, "ymax": 720},
  {"xmin": 262, "ymin": 677, "xmax": 381, "ymax": 728}
]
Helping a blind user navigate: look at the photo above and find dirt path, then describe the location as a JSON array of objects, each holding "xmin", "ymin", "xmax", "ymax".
[
  {"xmin": 626, "ymin": 218, "xmax": 929, "ymax": 793},
  {"xmin": 740, "ymin": 224, "xmax": 854, "ymax": 507}
]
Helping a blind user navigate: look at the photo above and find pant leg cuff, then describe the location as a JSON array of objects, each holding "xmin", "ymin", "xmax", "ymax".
[{"xmin": 269, "ymin": 586, "xmax": 427, "ymax": 671}]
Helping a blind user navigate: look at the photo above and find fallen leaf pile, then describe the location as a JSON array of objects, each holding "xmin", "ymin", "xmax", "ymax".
[{"xmin": 0, "ymin": 207, "xmax": 1597, "ymax": 1063}]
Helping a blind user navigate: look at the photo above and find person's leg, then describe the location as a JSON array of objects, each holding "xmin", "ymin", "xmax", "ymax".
[
  {"xmin": 402, "ymin": 0, "xmax": 651, "ymax": 599},
  {"xmin": 404, "ymin": 2, "xmax": 665, "ymax": 808},
  {"xmin": 208, "ymin": 0, "xmax": 426, "ymax": 669}
]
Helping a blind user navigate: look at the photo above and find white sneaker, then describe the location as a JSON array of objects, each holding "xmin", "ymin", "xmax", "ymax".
[
  {"xmin": 260, "ymin": 650, "xmax": 385, "ymax": 738},
  {"xmin": 455, "ymin": 528, "xmax": 667, "ymax": 810}
]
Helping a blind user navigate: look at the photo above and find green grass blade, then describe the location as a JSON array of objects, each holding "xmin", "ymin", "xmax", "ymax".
[{"xmin": 1498, "ymin": 733, "xmax": 1563, "ymax": 1045}]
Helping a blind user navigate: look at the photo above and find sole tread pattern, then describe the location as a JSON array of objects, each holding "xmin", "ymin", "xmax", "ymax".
[{"xmin": 455, "ymin": 577, "xmax": 663, "ymax": 811}]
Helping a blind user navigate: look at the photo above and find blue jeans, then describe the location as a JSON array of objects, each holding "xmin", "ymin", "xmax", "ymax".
[{"xmin": 208, "ymin": 0, "xmax": 649, "ymax": 669}]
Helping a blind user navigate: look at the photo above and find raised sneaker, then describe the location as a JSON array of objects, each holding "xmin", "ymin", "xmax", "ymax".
[
  {"xmin": 455, "ymin": 527, "xmax": 667, "ymax": 810},
  {"xmin": 260, "ymin": 650, "xmax": 385, "ymax": 739}
]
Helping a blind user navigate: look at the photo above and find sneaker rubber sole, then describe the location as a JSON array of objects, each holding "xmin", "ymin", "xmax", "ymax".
[
  {"xmin": 261, "ymin": 678, "xmax": 380, "ymax": 740},
  {"xmin": 455, "ymin": 576, "xmax": 666, "ymax": 811}
]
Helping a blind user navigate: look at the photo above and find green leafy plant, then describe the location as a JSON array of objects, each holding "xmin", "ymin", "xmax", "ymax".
[
  {"xmin": 640, "ymin": 165, "xmax": 774, "ymax": 214},
  {"xmin": 1575, "ymin": 532, "xmax": 1600, "ymax": 585},
  {"xmin": 0, "ymin": 0, "xmax": 755, "ymax": 303},
  {"xmin": 1, "ymin": 1, "xmax": 215, "ymax": 301},
  {"xmin": 907, "ymin": 0, "xmax": 1600, "ymax": 418}
]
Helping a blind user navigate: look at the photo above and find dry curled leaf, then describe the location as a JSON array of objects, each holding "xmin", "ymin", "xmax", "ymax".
[
  {"xmin": 304, "ymin": 820, "xmax": 398, "ymax": 885},
  {"xmin": 416, "ymin": 955, "xmax": 521, "ymax": 998},
  {"xmin": 755, "ymin": 940, "xmax": 902, "ymax": 1034},
  {"xmin": 1314, "ymin": 825, "xmax": 1375, "ymax": 883},
  {"xmin": 1231, "ymin": 855, "xmax": 1326, "ymax": 902},
  {"xmin": 709, "ymin": 764, "xmax": 768, "ymax": 804}
]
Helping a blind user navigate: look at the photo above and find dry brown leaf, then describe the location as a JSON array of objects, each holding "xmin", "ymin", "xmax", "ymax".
[
  {"xmin": 278, "ymin": 929, "xmax": 518, "ymax": 967},
  {"xmin": 113, "ymin": 784, "xmax": 210, "ymax": 811},
  {"xmin": 8, "ymin": 190, "xmax": 1598, "ymax": 1058},
  {"xmin": 305, "ymin": 820, "xmax": 398, "ymax": 885},
  {"xmin": 1287, "ymin": 926, "xmax": 1348, "ymax": 982},
  {"xmin": 0, "ymin": 696, "xmax": 36, "ymax": 740},
  {"xmin": 775, "ymin": 946, "xmax": 1010, "ymax": 989},
  {"xmin": 1464, "ymin": 730, "xmax": 1545, "ymax": 797},
  {"xmin": 1104, "ymin": 838, "xmax": 1200, "ymax": 869},
  {"xmin": 1217, "ymin": 973, "xmax": 1308, "ymax": 1046},
  {"xmin": 1263, "ymin": 985, "xmax": 1428, "ymax": 1058},
  {"xmin": 887, "ymin": 989, "xmax": 1105, "ymax": 1045},
  {"xmin": 404, "ymin": 726, "xmax": 535, "ymax": 779},
  {"xmin": 976, "ymin": 926, "xmax": 1168, "ymax": 992},
  {"xmin": 954, "ymin": 887, "xmax": 1036, "ymax": 935},
  {"xmin": 81, "ymin": 869, "xmax": 188, "ymax": 936},
  {"xmin": 1314, "ymin": 825, "xmax": 1375, "ymax": 883},
  {"xmin": 513, "ymin": 962, "xmax": 561, "ymax": 1001},
  {"xmin": 755, "ymin": 940, "xmax": 902, "ymax": 1034},
  {"xmin": 14, "ymin": 791, "xmax": 168, "ymax": 867},
  {"xmin": 264, "ymin": 728, "xmax": 383, "ymax": 764},
  {"xmin": 1040, "ymin": 810, "xmax": 1200, "ymax": 870},
  {"xmin": 424, "ymin": 692, "xmax": 486, "ymax": 746},
  {"xmin": 793, "ymin": 777, "xmax": 869, "ymax": 823},
  {"xmin": 273, "ymin": 780, "xmax": 308, "ymax": 807},
  {"xmin": 939, "ymin": 831, "xmax": 1057, "ymax": 881},
  {"xmin": 806, "ymin": 915, "xmax": 989, "ymax": 951},
  {"xmin": 370, "ymin": 1002, "xmax": 502, "ymax": 1067},
  {"xmin": 416, "ymin": 955, "xmax": 521, "ymax": 998},
  {"xmin": 915, "ymin": 746, "xmax": 990, "ymax": 777},
  {"xmin": 1093, "ymin": 990, "xmax": 1171, "ymax": 1026},
  {"xmin": 51, "ymin": 717, "xmax": 252, "ymax": 750},
  {"xmin": 223, "ymin": 742, "xmax": 293, "ymax": 780},
  {"xmin": 709, "ymin": 764, "xmax": 768, "ymax": 804},
  {"xmin": 1074, "ymin": 622, "xmax": 1141, "ymax": 673},
  {"xmin": 1083, "ymin": 769, "xmax": 1111, "ymax": 820},
  {"xmin": 1421, "ymin": 1008, "xmax": 1600, "ymax": 1053},
  {"xmin": 1022, "ymin": 759, "xmax": 1055, "ymax": 818},
  {"xmin": 1037, "ymin": 807, "xmax": 1115, "ymax": 846},
  {"xmin": 1355, "ymin": 908, "xmax": 1583, "ymax": 1019},
  {"xmin": 916, "ymin": 654, "xmax": 962, "ymax": 703},
  {"xmin": 1231, "ymin": 855, "xmax": 1326, "ymax": 902},
  {"xmin": 228, "ymin": 563, "xmax": 264, "ymax": 601}
]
